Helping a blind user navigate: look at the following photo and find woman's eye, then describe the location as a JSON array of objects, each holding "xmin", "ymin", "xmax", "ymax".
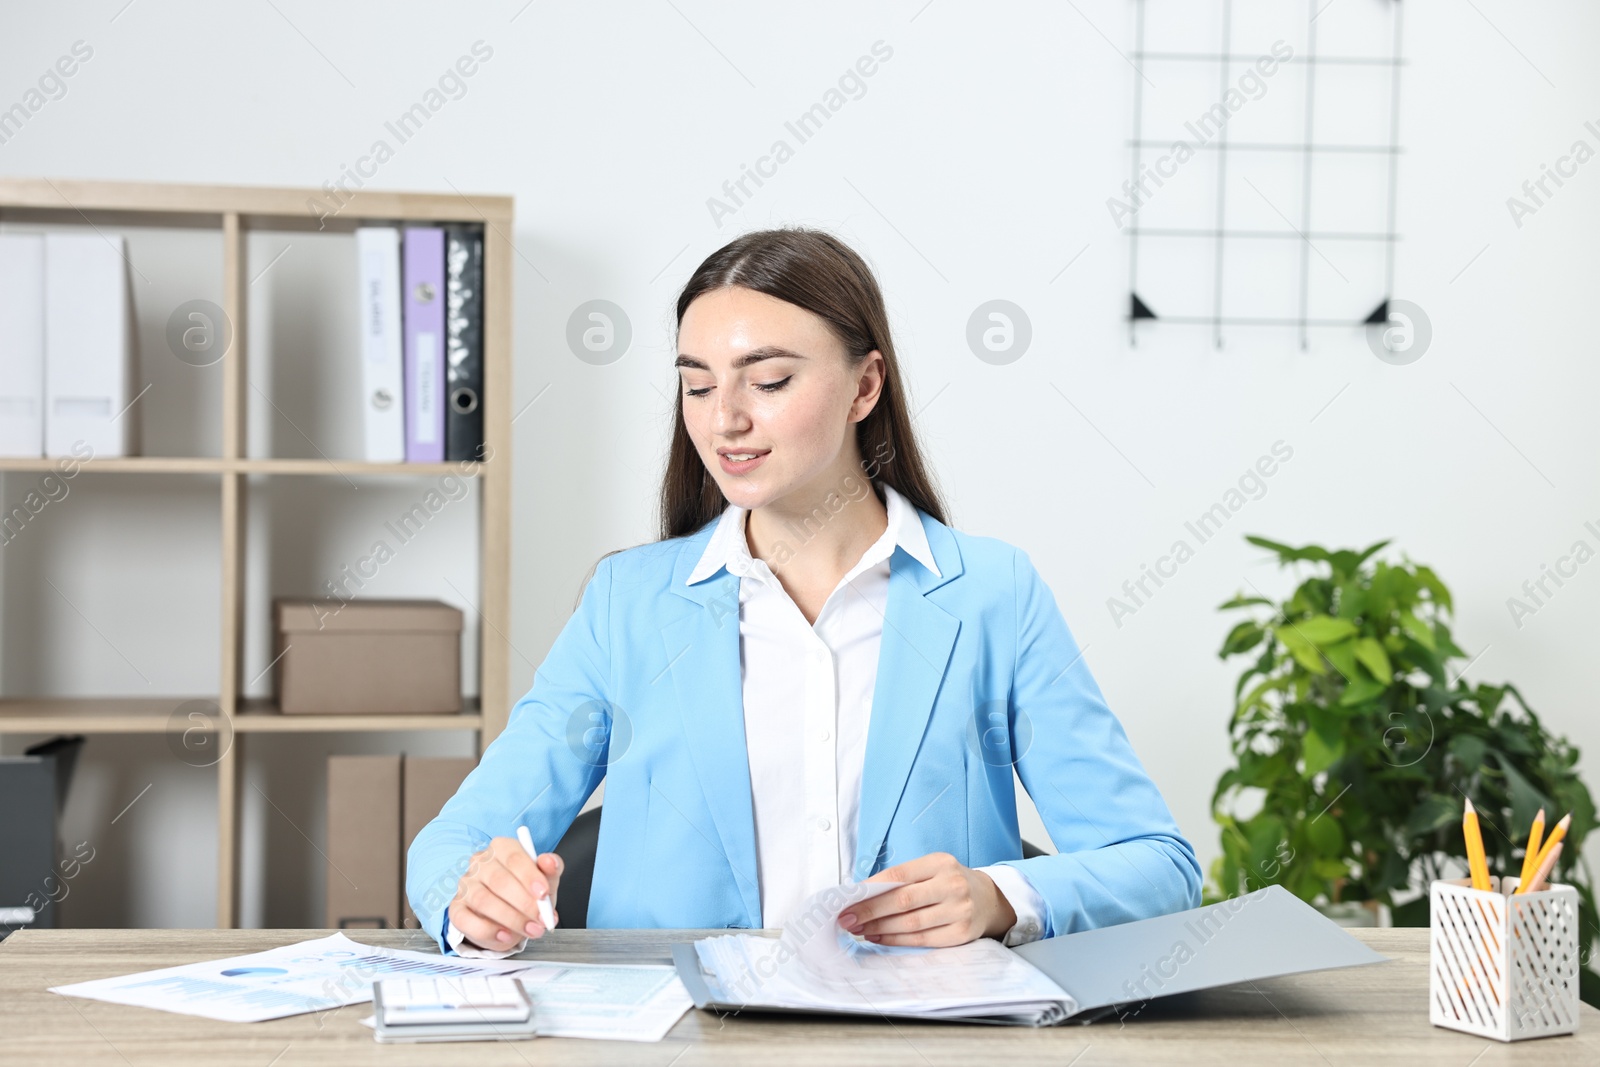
[{"xmin": 683, "ymin": 376, "xmax": 790, "ymax": 398}]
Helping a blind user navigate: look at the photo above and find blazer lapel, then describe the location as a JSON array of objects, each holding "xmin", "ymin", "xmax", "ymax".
[
  {"xmin": 663, "ymin": 526, "xmax": 762, "ymax": 925},
  {"xmin": 660, "ymin": 508, "xmax": 965, "ymax": 915},
  {"xmin": 853, "ymin": 512, "xmax": 964, "ymax": 880}
]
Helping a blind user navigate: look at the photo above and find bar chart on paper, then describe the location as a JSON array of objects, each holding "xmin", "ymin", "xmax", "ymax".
[{"xmin": 1121, "ymin": 0, "xmax": 1406, "ymax": 349}]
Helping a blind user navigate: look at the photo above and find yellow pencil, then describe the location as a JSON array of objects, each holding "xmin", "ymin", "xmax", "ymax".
[
  {"xmin": 1517, "ymin": 807, "xmax": 1546, "ymax": 888},
  {"xmin": 1463, "ymin": 798, "xmax": 1491, "ymax": 891},
  {"xmin": 1525, "ymin": 841, "xmax": 1564, "ymax": 894},
  {"xmin": 1515, "ymin": 812, "xmax": 1570, "ymax": 895}
]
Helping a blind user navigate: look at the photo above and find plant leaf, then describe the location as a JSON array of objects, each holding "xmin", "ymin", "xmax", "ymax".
[
  {"xmin": 1354, "ymin": 539, "xmax": 1392, "ymax": 566},
  {"xmin": 1291, "ymin": 615, "xmax": 1360, "ymax": 646},
  {"xmin": 1353, "ymin": 637, "xmax": 1393, "ymax": 684},
  {"xmin": 1245, "ymin": 535, "xmax": 1331, "ymax": 564},
  {"xmin": 1495, "ymin": 753, "xmax": 1552, "ymax": 836},
  {"xmin": 1340, "ymin": 677, "xmax": 1387, "ymax": 707},
  {"xmin": 1221, "ymin": 620, "xmax": 1266, "ymax": 657},
  {"xmin": 1413, "ymin": 564, "xmax": 1454, "ymax": 612},
  {"xmin": 1234, "ymin": 675, "xmax": 1292, "ymax": 726},
  {"xmin": 1323, "ymin": 639, "xmax": 1359, "ymax": 682},
  {"xmin": 1400, "ymin": 610, "xmax": 1436, "ymax": 651},
  {"xmin": 1276, "ymin": 626, "xmax": 1328, "ymax": 674},
  {"xmin": 1312, "ymin": 857, "xmax": 1351, "ymax": 880},
  {"xmin": 1307, "ymin": 813, "xmax": 1346, "ymax": 858},
  {"xmin": 1303, "ymin": 729, "xmax": 1344, "ymax": 777},
  {"xmin": 1448, "ymin": 733, "xmax": 1487, "ymax": 771},
  {"xmin": 1404, "ymin": 794, "xmax": 1461, "ymax": 838}
]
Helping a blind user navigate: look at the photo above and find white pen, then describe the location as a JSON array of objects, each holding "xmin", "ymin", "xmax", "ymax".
[{"xmin": 515, "ymin": 825, "xmax": 559, "ymax": 931}]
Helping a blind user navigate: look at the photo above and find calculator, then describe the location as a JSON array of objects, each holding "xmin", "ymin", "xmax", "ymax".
[{"xmin": 371, "ymin": 975, "xmax": 538, "ymax": 1043}]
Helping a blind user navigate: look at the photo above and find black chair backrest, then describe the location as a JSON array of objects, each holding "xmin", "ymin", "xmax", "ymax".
[
  {"xmin": 551, "ymin": 807, "xmax": 602, "ymax": 929},
  {"xmin": 551, "ymin": 806, "xmax": 1049, "ymax": 929}
]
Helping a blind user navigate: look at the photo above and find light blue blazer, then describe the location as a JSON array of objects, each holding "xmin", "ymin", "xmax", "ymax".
[{"xmin": 407, "ymin": 507, "xmax": 1201, "ymax": 952}]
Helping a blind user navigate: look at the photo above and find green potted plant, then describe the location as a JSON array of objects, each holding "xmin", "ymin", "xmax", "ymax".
[{"xmin": 1205, "ymin": 535, "xmax": 1599, "ymax": 1006}]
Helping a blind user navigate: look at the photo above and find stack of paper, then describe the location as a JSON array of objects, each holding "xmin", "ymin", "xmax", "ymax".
[{"xmin": 692, "ymin": 882, "xmax": 1078, "ymax": 1025}]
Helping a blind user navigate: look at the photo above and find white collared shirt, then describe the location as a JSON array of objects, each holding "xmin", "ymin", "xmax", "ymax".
[
  {"xmin": 684, "ymin": 480, "xmax": 1046, "ymax": 943},
  {"xmin": 449, "ymin": 481, "xmax": 1046, "ymax": 956}
]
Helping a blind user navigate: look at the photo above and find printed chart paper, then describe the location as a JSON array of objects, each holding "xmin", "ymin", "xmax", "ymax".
[{"xmin": 49, "ymin": 932, "xmax": 533, "ymax": 1023}]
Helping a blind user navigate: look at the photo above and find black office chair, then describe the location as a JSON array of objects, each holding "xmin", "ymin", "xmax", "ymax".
[
  {"xmin": 550, "ymin": 807, "xmax": 603, "ymax": 930},
  {"xmin": 551, "ymin": 806, "xmax": 1049, "ymax": 929}
]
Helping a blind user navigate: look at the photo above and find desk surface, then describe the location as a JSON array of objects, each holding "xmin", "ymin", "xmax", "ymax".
[{"xmin": 2, "ymin": 926, "xmax": 1596, "ymax": 1065}]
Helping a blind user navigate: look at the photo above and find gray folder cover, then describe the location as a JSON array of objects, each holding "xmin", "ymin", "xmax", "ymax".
[
  {"xmin": 673, "ymin": 884, "xmax": 1389, "ymax": 1026},
  {"xmin": 1013, "ymin": 884, "xmax": 1390, "ymax": 1016}
]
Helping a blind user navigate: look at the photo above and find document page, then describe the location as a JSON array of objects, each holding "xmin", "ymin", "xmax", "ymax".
[
  {"xmin": 49, "ymin": 933, "xmax": 536, "ymax": 1023},
  {"xmin": 511, "ymin": 961, "xmax": 691, "ymax": 1041},
  {"xmin": 693, "ymin": 881, "xmax": 1077, "ymax": 1023}
]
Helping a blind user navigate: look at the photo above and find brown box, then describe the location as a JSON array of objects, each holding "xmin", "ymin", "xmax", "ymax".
[
  {"xmin": 274, "ymin": 598, "xmax": 463, "ymax": 714},
  {"xmin": 400, "ymin": 756, "xmax": 476, "ymax": 929},
  {"xmin": 325, "ymin": 755, "xmax": 402, "ymax": 929}
]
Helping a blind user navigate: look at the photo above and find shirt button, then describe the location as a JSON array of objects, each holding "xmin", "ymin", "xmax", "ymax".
[
  {"xmin": 819, "ymin": 729, "xmax": 831, "ymax": 742},
  {"xmin": 817, "ymin": 818, "xmax": 831, "ymax": 831}
]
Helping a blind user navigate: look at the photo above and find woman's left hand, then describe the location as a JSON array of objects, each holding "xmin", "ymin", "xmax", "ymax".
[{"xmin": 837, "ymin": 852, "xmax": 1017, "ymax": 947}]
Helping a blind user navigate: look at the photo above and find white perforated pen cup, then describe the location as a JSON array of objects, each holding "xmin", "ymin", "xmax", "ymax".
[{"xmin": 1429, "ymin": 875, "xmax": 1581, "ymax": 1041}]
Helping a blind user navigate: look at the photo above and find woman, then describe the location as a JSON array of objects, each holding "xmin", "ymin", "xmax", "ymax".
[{"xmin": 407, "ymin": 229, "xmax": 1200, "ymax": 957}]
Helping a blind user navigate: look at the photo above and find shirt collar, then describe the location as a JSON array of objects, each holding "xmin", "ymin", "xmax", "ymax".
[{"xmin": 685, "ymin": 481, "xmax": 941, "ymax": 585}]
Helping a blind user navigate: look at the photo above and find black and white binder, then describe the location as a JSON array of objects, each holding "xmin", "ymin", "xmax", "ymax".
[{"xmin": 443, "ymin": 225, "xmax": 483, "ymax": 463}]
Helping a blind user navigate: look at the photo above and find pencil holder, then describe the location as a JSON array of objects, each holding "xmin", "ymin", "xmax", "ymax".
[{"xmin": 1429, "ymin": 875, "xmax": 1580, "ymax": 1041}]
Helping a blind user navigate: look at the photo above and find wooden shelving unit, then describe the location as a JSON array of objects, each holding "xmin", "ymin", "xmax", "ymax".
[{"xmin": 0, "ymin": 177, "xmax": 515, "ymax": 927}]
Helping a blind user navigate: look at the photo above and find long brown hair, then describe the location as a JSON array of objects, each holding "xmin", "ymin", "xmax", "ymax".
[
  {"xmin": 659, "ymin": 227, "xmax": 948, "ymax": 540},
  {"xmin": 576, "ymin": 228, "xmax": 949, "ymax": 610}
]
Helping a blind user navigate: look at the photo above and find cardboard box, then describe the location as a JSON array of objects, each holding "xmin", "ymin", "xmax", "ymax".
[
  {"xmin": 274, "ymin": 599, "xmax": 463, "ymax": 714},
  {"xmin": 400, "ymin": 756, "xmax": 476, "ymax": 929},
  {"xmin": 325, "ymin": 755, "xmax": 402, "ymax": 929}
]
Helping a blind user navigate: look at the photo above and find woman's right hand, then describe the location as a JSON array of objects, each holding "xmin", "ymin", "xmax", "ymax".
[{"xmin": 448, "ymin": 836, "xmax": 563, "ymax": 949}]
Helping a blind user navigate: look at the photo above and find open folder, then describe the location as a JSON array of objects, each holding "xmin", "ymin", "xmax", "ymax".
[{"xmin": 672, "ymin": 881, "xmax": 1390, "ymax": 1026}]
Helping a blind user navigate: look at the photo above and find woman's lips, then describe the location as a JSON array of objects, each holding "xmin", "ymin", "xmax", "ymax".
[{"xmin": 718, "ymin": 450, "xmax": 769, "ymax": 475}]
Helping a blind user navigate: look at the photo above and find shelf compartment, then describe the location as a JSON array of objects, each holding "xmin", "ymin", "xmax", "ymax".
[{"xmin": 234, "ymin": 697, "xmax": 482, "ymax": 732}]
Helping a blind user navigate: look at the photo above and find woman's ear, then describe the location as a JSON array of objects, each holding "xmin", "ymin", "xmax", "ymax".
[{"xmin": 851, "ymin": 349, "xmax": 886, "ymax": 421}]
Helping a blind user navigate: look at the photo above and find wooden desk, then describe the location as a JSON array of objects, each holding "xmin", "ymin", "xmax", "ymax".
[{"xmin": 1, "ymin": 927, "xmax": 1595, "ymax": 1065}]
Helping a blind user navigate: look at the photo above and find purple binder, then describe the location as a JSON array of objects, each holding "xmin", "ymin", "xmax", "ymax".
[{"xmin": 402, "ymin": 227, "xmax": 446, "ymax": 462}]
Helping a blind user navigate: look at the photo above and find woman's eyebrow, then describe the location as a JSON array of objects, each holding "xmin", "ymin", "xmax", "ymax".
[{"xmin": 674, "ymin": 345, "xmax": 809, "ymax": 370}]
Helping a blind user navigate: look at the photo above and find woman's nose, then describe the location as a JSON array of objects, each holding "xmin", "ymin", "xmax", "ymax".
[{"xmin": 711, "ymin": 387, "xmax": 751, "ymax": 432}]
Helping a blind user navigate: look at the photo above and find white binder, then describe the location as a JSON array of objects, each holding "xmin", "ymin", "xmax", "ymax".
[
  {"xmin": 0, "ymin": 234, "xmax": 45, "ymax": 457},
  {"xmin": 44, "ymin": 232, "xmax": 136, "ymax": 458},
  {"xmin": 356, "ymin": 227, "xmax": 405, "ymax": 462}
]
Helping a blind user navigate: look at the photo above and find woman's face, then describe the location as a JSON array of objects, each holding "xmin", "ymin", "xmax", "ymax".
[{"xmin": 676, "ymin": 286, "xmax": 883, "ymax": 513}]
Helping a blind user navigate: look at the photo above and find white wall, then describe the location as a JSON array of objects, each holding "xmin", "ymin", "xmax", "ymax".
[{"xmin": 2, "ymin": 0, "xmax": 1596, "ymax": 927}]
